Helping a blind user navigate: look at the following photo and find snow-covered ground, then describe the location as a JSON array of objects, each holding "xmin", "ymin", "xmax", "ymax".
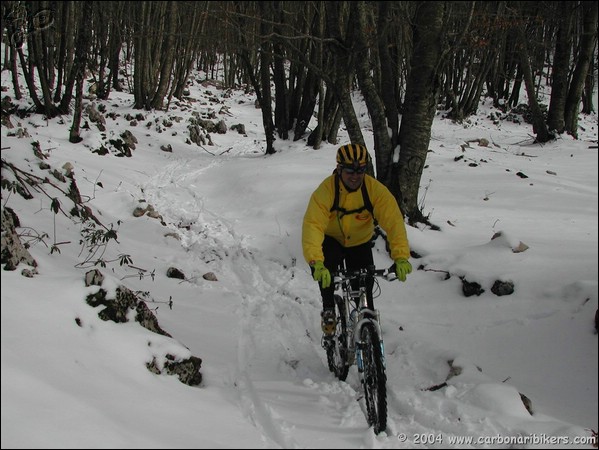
[{"xmin": 2, "ymin": 69, "xmax": 597, "ymax": 448}]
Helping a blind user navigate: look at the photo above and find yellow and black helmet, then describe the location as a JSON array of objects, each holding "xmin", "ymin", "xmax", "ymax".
[{"xmin": 336, "ymin": 143, "xmax": 369, "ymax": 167}]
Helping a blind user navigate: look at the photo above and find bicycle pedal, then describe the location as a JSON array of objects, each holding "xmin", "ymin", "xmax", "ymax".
[
  {"xmin": 321, "ymin": 324, "xmax": 336, "ymax": 336},
  {"xmin": 320, "ymin": 310, "xmax": 337, "ymax": 336}
]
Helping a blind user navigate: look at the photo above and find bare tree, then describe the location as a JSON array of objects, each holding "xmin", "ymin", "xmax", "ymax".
[
  {"xmin": 28, "ymin": 1, "xmax": 61, "ymax": 117},
  {"xmin": 324, "ymin": 1, "xmax": 364, "ymax": 146},
  {"xmin": 513, "ymin": 9, "xmax": 554, "ymax": 143},
  {"xmin": 1, "ymin": 0, "xmax": 596, "ymax": 185},
  {"xmin": 150, "ymin": 2, "xmax": 178, "ymax": 109},
  {"xmin": 2, "ymin": 1, "xmax": 23, "ymax": 100},
  {"xmin": 352, "ymin": 1, "xmax": 392, "ymax": 177},
  {"xmin": 564, "ymin": 1, "xmax": 598, "ymax": 138},
  {"xmin": 547, "ymin": 1, "xmax": 576, "ymax": 133},
  {"xmin": 396, "ymin": 1, "xmax": 445, "ymax": 225},
  {"xmin": 69, "ymin": 2, "xmax": 93, "ymax": 143},
  {"xmin": 4, "ymin": 1, "xmax": 55, "ymax": 115},
  {"xmin": 131, "ymin": 2, "xmax": 181, "ymax": 110}
]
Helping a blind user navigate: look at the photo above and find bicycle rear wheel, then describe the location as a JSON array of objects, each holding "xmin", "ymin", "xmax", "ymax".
[
  {"xmin": 359, "ymin": 322, "xmax": 387, "ymax": 434},
  {"xmin": 324, "ymin": 294, "xmax": 349, "ymax": 381}
]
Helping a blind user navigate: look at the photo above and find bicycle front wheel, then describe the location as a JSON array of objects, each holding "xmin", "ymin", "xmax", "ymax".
[
  {"xmin": 324, "ymin": 294, "xmax": 350, "ymax": 381},
  {"xmin": 359, "ymin": 322, "xmax": 387, "ymax": 434}
]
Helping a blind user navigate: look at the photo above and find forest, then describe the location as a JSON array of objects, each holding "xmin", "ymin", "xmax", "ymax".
[{"xmin": 1, "ymin": 1, "xmax": 597, "ymax": 224}]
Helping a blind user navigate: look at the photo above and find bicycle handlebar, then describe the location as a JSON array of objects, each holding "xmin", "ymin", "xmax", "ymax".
[{"xmin": 332, "ymin": 264, "xmax": 398, "ymax": 282}]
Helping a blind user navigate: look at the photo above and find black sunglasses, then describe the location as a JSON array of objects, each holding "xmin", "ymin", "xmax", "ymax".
[{"xmin": 341, "ymin": 165, "xmax": 367, "ymax": 174}]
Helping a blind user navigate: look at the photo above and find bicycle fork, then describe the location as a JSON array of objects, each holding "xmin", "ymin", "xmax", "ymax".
[{"xmin": 354, "ymin": 318, "xmax": 386, "ymax": 373}]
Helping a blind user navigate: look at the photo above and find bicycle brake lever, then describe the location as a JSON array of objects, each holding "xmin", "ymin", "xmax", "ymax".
[{"xmin": 384, "ymin": 271, "xmax": 398, "ymax": 282}]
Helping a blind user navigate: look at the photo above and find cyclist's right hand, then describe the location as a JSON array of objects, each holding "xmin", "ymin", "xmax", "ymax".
[{"xmin": 312, "ymin": 261, "xmax": 331, "ymax": 288}]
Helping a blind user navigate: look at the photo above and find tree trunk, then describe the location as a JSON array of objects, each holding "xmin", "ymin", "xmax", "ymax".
[
  {"xmin": 132, "ymin": 2, "xmax": 155, "ymax": 110},
  {"xmin": 515, "ymin": 21, "xmax": 553, "ymax": 143},
  {"xmin": 581, "ymin": 60, "xmax": 595, "ymax": 114},
  {"xmin": 547, "ymin": 1, "xmax": 574, "ymax": 134},
  {"xmin": 108, "ymin": 2, "xmax": 125, "ymax": 92},
  {"xmin": 9, "ymin": 45, "xmax": 22, "ymax": 100},
  {"xmin": 27, "ymin": 2, "xmax": 60, "ymax": 118},
  {"xmin": 293, "ymin": 69, "xmax": 319, "ymax": 141},
  {"xmin": 564, "ymin": 2, "xmax": 598, "ymax": 138},
  {"xmin": 311, "ymin": 79, "xmax": 325, "ymax": 149},
  {"xmin": 314, "ymin": 85, "xmax": 341, "ymax": 145},
  {"xmin": 258, "ymin": 2, "xmax": 276, "ymax": 154},
  {"xmin": 272, "ymin": 1, "xmax": 289, "ymax": 140},
  {"xmin": 507, "ymin": 65, "xmax": 523, "ymax": 108},
  {"xmin": 310, "ymin": 2, "xmax": 326, "ymax": 149},
  {"xmin": 69, "ymin": 72, "xmax": 85, "ymax": 144},
  {"xmin": 324, "ymin": 1, "xmax": 364, "ymax": 147},
  {"xmin": 3, "ymin": 1, "xmax": 44, "ymax": 112},
  {"xmin": 396, "ymin": 1, "xmax": 445, "ymax": 225},
  {"xmin": 171, "ymin": 3, "xmax": 206, "ymax": 100},
  {"xmin": 326, "ymin": 106, "xmax": 343, "ymax": 144},
  {"xmin": 376, "ymin": 1, "xmax": 400, "ymax": 184},
  {"xmin": 53, "ymin": 2, "xmax": 71, "ymax": 103},
  {"xmin": 352, "ymin": 1, "xmax": 392, "ymax": 178},
  {"xmin": 69, "ymin": 2, "xmax": 92, "ymax": 143},
  {"xmin": 150, "ymin": 1, "xmax": 178, "ymax": 110},
  {"xmin": 273, "ymin": 46, "xmax": 289, "ymax": 140},
  {"xmin": 57, "ymin": 3, "xmax": 78, "ymax": 112}
]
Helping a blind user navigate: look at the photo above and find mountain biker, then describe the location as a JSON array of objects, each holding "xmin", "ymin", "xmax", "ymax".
[{"xmin": 302, "ymin": 143, "xmax": 412, "ymax": 337}]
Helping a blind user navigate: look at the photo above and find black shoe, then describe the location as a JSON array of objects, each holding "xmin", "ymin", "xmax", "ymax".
[{"xmin": 321, "ymin": 309, "xmax": 336, "ymax": 336}]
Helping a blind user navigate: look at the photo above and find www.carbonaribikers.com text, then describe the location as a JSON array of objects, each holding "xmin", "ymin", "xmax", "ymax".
[{"xmin": 397, "ymin": 432, "xmax": 597, "ymax": 447}]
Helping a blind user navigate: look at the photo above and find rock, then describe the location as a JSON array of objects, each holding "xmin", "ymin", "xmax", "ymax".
[
  {"xmin": 491, "ymin": 280, "xmax": 515, "ymax": 296},
  {"xmin": 167, "ymin": 267, "xmax": 186, "ymax": 280}
]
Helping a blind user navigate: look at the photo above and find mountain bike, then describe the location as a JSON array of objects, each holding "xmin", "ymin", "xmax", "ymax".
[{"xmin": 322, "ymin": 264, "xmax": 397, "ymax": 434}]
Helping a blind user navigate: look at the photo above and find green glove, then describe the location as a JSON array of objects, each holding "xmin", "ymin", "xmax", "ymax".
[
  {"xmin": 312, "ymin": 261, "xmax": 331, "ymax": 288},
  {"xmin": 394, "ymin": 259, "xmax": 412, "ymax": 282}
]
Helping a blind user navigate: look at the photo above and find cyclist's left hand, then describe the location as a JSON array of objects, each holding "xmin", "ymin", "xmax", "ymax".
[{"xmin": 394, "ymin": 259, "xmax": 412, "ymax": 282}]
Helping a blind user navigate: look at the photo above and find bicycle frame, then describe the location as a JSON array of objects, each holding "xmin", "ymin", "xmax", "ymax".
[
  {"xmin": 328, "ymin": 264, "xmax": 395, "ymax": 434},
  {"xmin": 334, "ymin": 268, "xmax": 390, "ymax": 369}
]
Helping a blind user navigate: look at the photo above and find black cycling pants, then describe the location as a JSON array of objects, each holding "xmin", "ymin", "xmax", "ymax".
[{"xmin": 312, "ymin": 235, "xmax": 374, "ymax": 310}]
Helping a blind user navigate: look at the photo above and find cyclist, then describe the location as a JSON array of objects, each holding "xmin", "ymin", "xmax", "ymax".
[{"xmin": 302, "ymin": 143, "xmax": 412, "ymax": 338}]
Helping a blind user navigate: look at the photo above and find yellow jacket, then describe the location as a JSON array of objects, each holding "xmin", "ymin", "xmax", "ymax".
[{"xmin": 302, "ymin": 173, "xmax": 410, "ymax": 264}]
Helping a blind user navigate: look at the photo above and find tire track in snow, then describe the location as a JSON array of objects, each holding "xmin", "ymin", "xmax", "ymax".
[
  {"xmin": 142, "ymin": 155, "xmax": 466, "ymax": 447},
  {"xmin": 142, "ymin": 158, "xmax": 309, "ymax": 445},
  {"xmin": 143, "ymin": 157, "xmax": 366, "ymax": 445},
  {"xmin": 194, "ymin": 215, "xmax": 382, "ymax": 446}
]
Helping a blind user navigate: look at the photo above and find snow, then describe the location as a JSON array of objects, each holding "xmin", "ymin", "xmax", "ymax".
[{"xmin": 1, "ymin": 67, "xmax": 597, "ymax": 448}]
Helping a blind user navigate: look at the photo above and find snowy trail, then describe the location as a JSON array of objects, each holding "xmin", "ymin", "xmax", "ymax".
[
  {"xmin": 138, "ymin": 147, "xmax": 595, "ymax": 448},
  {"xmin": 140, "ymin": 154, "xmax": 407, "ymax": 446}
]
